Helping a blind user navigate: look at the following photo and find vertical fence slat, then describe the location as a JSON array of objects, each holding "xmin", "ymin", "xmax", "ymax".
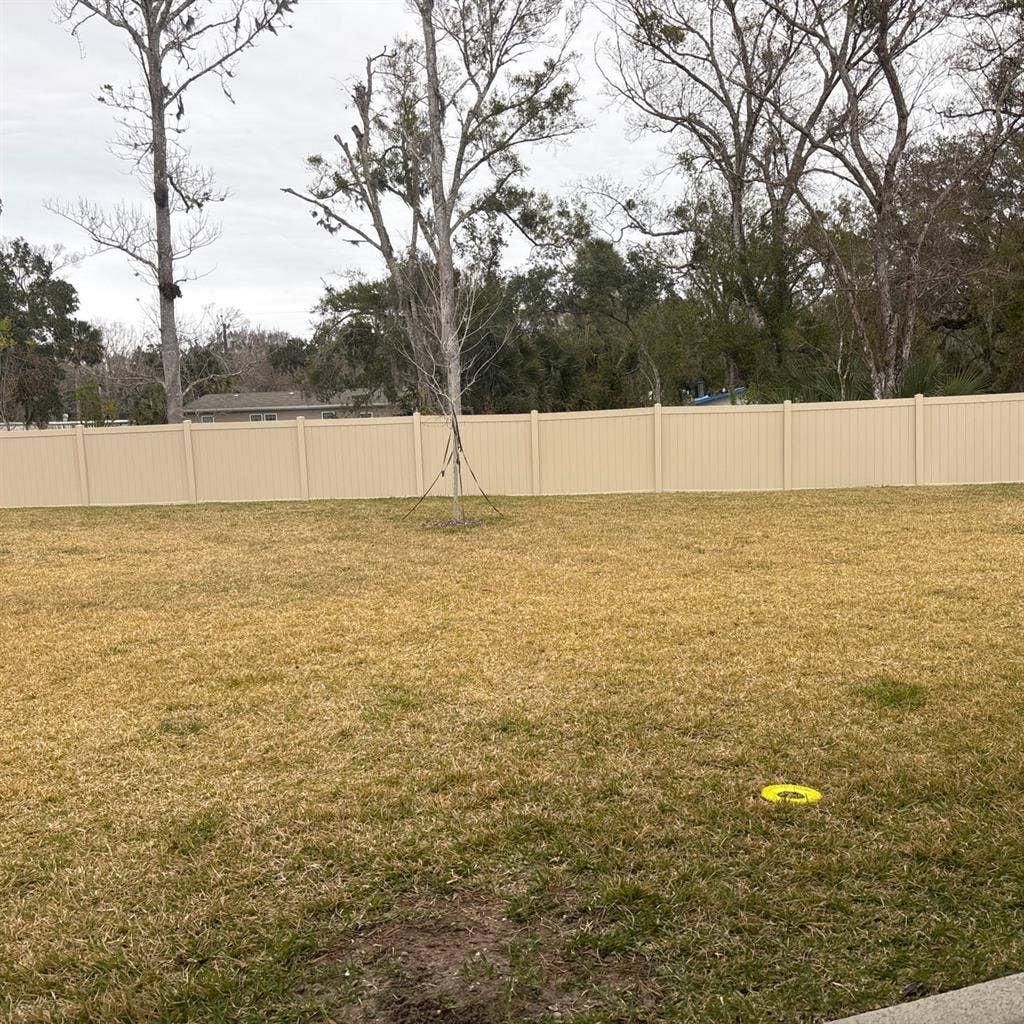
[
  {"xmin": 915, "ymin": 393, "xmax": 925, "ymax": 485},
  {"xmin": 296, "ymin": 417, "xmax": 309, "ymax": 500},
  {"xmin": 530, "ymin": 410, "xmax": 541, "ymax": 496},
  {"xmin": 182, "ymin": 420, "xmax": 198, "ymax": 503},
  {"xmin": 653, "ymin": 403, "xmax": 663, "ymax": 493},
  {"xmin": 413, "ymin": 412, "xmax": 424, "ymax": 495},
  {"xmin": 75, "ymin": 424, "xmax": 91, "ymax": 506},
  {"xmin": 783, "ymin": 400, "xmax": 793, "ymax": 490}
]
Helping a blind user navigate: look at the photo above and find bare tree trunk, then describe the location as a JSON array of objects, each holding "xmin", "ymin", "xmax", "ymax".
[
  {"xmin": 419, "ymin": 0, "xmax": 463, "ymax": 520},
  {"xmin": 446, "ymin": 347, "xmax": 463, "ymax": 521},
  {"xmin": 415, "ymin": 356, "xmax": 434, "ymax": 411},
  {"xmin": 867, "ymin": 361, "xmax": 887, "ymax": 400},
  {"xmin": 640, "ymin": 342, "xmax": 662, "ymax": 404},
  {"xmin": 439, "ymin": 288, "xmax": 463, "ymax": 517},
  {"xmin": 404, "ymin": 310, "xmax": 436, "ymax": 411},
  {"xmin": 766, "ymin": 203, "xmax": 791, "ymax": 369},
  {"xmin": 55, "ymin": 0, "xmax": 294, "ymax": 429},
  {"xmin": 728, "ymin": 178, "xmax": 765, "ymax": 332},
  {"xmin": 147, "ymin": 32, "xmax": 184, "ymax": 424}
]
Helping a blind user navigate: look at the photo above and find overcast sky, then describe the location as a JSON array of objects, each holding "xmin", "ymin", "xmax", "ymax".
[{"xmin": 0, "ymin": 0, "xmax": 664, "ymax": 338}]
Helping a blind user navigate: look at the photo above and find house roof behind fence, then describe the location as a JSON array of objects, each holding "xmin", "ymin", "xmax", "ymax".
[{"xmin": 184, "ymin": 390, "xmax": 391, "ymax": 413}]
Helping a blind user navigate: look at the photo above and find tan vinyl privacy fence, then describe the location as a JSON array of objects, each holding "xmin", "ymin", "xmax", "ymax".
[{"xmin": 1, "ymin": 392, "xmax": 1022, "ymax": 509}]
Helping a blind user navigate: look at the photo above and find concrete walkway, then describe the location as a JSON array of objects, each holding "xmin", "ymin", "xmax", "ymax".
[{"xmin": 831, "ymin": 973, "xmax": 1024, "ymax": 1023}]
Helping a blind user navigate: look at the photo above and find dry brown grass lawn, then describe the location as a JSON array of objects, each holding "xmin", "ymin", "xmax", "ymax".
[{"xmin": 2, "ymin": 487, "xmax": 1023, "ymax": 1024}]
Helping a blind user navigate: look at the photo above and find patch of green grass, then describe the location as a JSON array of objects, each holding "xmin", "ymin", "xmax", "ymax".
[
  {"xmin": 223, "ymin": 669, "xmax": 285, "ymax": 691},
  {"xmin": 156, "ymin": 712, "xmax": 208, "ymax": 736},
  {"xmin": 570, "ymin": 881, "xmax": 671, "ymax": 956},
  {"xmin": 858, "ymin": 676, "xmax": 928, "ymax": 711},
  {"xmin": 505, "ymin": 870, "xmax": 561, "ymax": 924},
  {"xmin": 476, "ymin": 710, "xmax": 538, "ymax": 742},
  {"xmin": 360, "ymin": 682, "xmax": 422, "ymax": 726},
  {"xmin": 166, "ymin": 811, "xmax": 224, "ymax": 857},
  {"xmin": 1, "ymin": 487, "xmax": 1023, "ymax": 1023},
  {"xmin": 924, "ymin": 585, "xmax": 967, "ymax": 599}
]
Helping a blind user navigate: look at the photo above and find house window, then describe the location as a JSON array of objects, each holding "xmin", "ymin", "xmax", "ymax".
[
  {"xmin": 249, "ymin": 413, "xmax": 264, "ymax": 422},
  {"xmin": 321, "ymin": 410, "xmax": 338, "ymax": 419},
  {"xmin": 199, "ymin": 415, "xmax": 215, "ymax": 423},
  {"xmin": 264, "ymin": 412, "xmax": 278, "ymax": 421}
]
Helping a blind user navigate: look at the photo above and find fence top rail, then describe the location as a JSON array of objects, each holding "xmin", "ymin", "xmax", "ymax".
[
  {"xmin": 83, "ymin": 422, "xmax": 194, "ymax": 437},
  {"xmin": 1, "ymin": 391, "xmax": 1021, "ymax": 443},
  {"xmin": 418, "ymin": 413, "xmax": 533, "ymax": 426},
  {"xmin": 788, "ymin": 397, "xmax": 917, "ymax": 412},
  {"xmin": 538, "ymin": 407, "xmax": 657, "ymax": 421},
  {"xmin": 203, "ymin": 414, "xmax": 415, "ymax": 430},
  {"xmin": 789, "ymin": 393, "xmax": 1024, "ymax": 412},
  {"xmin": 0, "ymin": 422, "xmax": 195, "ymax": 439},
  {"xmin": 0, "ymin": 427, "xmax": 78, "ymax": 440},
  {"xmin": 920, "ymin": 392, "xmax": 1024, "ymax": 407},
  {"xmin": 661, "ymin": 403, "xmax": 783, "ymax": 415}
]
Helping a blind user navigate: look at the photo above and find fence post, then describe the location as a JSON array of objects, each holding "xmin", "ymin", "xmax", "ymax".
[
  {"xmin": 914, "ymin": 393, "xmax": 924, "ymax": 485},
  {"xmin": 783, "ymin": 400, "xmax": 793, "ymax": 490},
  {"xmin": 413, "ymin": 411, "xmax": 424, "ymax": 495},
  {"xmin": 74, "ymin": 423, "xmax": 91, "ymax": 506},
  {"xmin": 182, "ymin": 420, "xmax": 198, "ymax": 504},
  {"xmin": 653, "ymin": 403, "xmax": 663, "ymax": 493},
  {"xmin": 296, "ymin": 416, "xmax": 310, "ymax": 500},
  {"xmin": 530, "ymin": 409, "xmax": 540, "ymax": 496}
]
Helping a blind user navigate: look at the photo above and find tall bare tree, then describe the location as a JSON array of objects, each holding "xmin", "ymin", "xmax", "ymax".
[
  {"xmin": 49, "ymin": 0, "xmax": 295, "ymax": 422},
  {"xmin": 287, "ymin": 0, "xmax": 581, "ymax": 521},
  {"xmin": 603, "ymin": 0, "xmax": 871, "ymax": 368},
  {"xmin": 759, "ymin": 0, "xmax": 1024, "ymax": 398}
]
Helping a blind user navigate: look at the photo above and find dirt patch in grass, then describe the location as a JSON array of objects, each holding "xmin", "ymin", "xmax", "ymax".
[{"xmin": 310, "ymin": 892, "xmax": 653, "ymax": 1023}]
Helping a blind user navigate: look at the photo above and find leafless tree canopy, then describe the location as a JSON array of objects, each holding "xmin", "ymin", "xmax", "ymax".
[
  {"xmin": 603, "ymin": 0, "xmax": 1024, "ymax": 397},
  {"xmin": 286, "ymin": 0, "xmax": 582, "ymax": 518}
]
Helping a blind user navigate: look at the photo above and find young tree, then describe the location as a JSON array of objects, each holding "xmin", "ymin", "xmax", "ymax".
[
  {"xmin": 287, "ymin": 0, "xmax": 581, "ymax": 521},
  {"xmin": 49, "ymin": 0, "xmax": 295, "ymax": 422}
]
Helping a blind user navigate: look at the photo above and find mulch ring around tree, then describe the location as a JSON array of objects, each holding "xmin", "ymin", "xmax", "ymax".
[{"xmin": 421, "ymin": 517, "xmax": 484, "ymax": 530}]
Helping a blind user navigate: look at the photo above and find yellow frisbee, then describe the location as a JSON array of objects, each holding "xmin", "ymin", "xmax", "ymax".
[{"xmin": 761, "ymin": 784, "xmax": 822, "ymax": 805}]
